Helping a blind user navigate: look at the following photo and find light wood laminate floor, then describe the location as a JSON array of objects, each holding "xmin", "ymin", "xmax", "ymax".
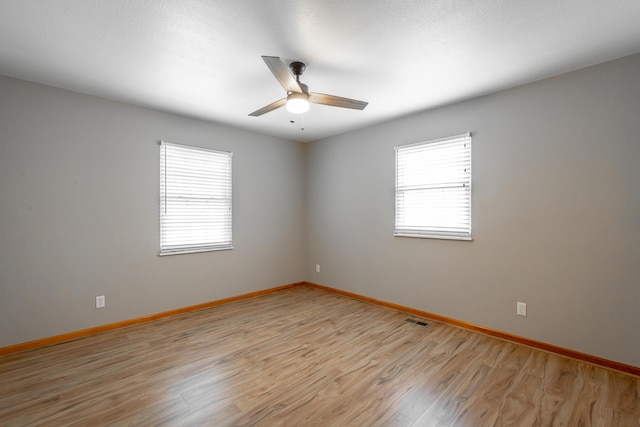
[{"xmin": 1, "ymin": 286, "xmax": 639, "ymax": 426}]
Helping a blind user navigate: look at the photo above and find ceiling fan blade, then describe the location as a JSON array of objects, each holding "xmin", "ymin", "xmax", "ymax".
[
  {"xmin": 309, "ymin": 93, "xmax": 368, "ymax": 110},
  {"xmin": 249, "ymin": 98, "xmax": 286, "ymax": 117},
  {"xmin": 262, "ymin": 56, "xmax": 303, "ymax": 93}
]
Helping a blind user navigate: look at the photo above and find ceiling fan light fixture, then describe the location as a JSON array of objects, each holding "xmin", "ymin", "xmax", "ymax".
[
  {"xmin": 286, "ymin": 92, "xmax": 310, "ymax": 114},
  {"xmin": 248, "ymin": 56, "xmax": 367, "ymax": 118}
]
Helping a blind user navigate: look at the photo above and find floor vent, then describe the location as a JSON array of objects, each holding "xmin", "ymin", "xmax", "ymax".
[{"xmin": 405, "ymin": 318, "xmax": 429, "ymax": 327}]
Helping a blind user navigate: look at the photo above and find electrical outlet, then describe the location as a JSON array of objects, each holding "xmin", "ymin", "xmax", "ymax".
[
  {"xmin": 517, "ymin": 301, "xmax": 527, "ymax": 316},
  {"xmin": 316, "ymin": 264, "xmax": 320, "ymax": 273},
  {"xmin": 96, "ymin": 295, "xmax": 105, "ymax": 309}
]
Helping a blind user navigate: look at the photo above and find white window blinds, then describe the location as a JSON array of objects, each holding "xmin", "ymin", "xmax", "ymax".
[
  {"xmin": 159, "ymin": 141, "xmax": 232, "ymax": 255},
  {"xmin": 395, "ymin": 133, "xmax": 472, "ymax": 240}
]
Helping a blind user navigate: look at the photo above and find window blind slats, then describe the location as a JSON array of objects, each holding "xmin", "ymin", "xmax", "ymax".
[
  {"xmin": 160, "ymin": 141, "xmax": 232, "ymax": 255},
  {"xmin": 395, "ymin": 134, "xmax": 472, "ymax": 240}
]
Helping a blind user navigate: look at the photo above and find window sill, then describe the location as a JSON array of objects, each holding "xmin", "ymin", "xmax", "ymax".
[
  {"xmin": 159, "ymin": 246, "xmax": 234, "ymax": 256},
  {"xmin": 394, "ymin": 233, "xmax": 473, "ymax": 241}
]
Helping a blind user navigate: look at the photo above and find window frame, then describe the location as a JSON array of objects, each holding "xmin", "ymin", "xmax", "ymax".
[
  {"xmin": 159, "ymin": 141, "xmax": 233, "ymax": 256},
  {"xmin": 394, "ymin": 132, "xmax": 472, "ymax": 241}
]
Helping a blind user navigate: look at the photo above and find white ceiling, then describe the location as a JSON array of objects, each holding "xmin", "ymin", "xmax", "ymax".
[{"xmin": 1, "ymin": 1, "xmax": 639, "ymax": 142}]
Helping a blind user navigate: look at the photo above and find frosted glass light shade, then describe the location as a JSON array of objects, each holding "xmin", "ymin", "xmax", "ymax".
[{"xmin": 286, "ymin": 92, "xmax": 310, "ymax": 114}]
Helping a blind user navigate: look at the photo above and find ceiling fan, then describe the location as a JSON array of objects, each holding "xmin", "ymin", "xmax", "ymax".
[{"xmin": 249, "ymin": 56, "xmax": 368, "ymax": 117}]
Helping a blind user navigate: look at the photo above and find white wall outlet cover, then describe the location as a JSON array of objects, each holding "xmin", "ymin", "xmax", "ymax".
[
  {"xmin": 96, "ymin": 295, "xmax": 105, "ymax": 309},
  {"xmin": 517, "ymin": 301, "xmax": 527, "ymax": 316},
  {"xmin": 316, "ymin": 264, "xmax": 320, "ymax": 273}
]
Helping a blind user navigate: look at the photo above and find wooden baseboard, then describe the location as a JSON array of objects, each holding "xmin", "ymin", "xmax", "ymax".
[
  {"xmin": 4, "ymin": 280, "xmax": 638, "ymax": 378},
  {"xmin": 305, "ymin": 282, "xmax": 640, "ymax": 378},
  {"xmin": 0, "ymin": 282, "xmax": 304, "ymax": 357}
]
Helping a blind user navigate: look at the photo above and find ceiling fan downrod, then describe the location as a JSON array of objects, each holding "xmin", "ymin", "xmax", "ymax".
[{"xmin": 289, "ymin": 61, "xmax": 306, "ymax": 79}]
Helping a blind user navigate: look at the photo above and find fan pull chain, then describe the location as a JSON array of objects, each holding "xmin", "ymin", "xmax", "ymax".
[{"xmin": 301, "ymin": 113, "xmax": 304, "ymax": 131}]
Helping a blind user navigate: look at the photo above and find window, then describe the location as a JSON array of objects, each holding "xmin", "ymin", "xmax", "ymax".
[
  {"xmin": 395, "ymin": 133, "xmax": 472, "ymax": 240},
  {"xmin": 159, "ymin": 141, "xmax": 232, "ymax": 255}
]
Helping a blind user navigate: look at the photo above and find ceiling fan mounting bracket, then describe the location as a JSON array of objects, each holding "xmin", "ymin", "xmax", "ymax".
[{"xmin": 289, "ymin": 61, "xmax": 306, "ymax": 77}]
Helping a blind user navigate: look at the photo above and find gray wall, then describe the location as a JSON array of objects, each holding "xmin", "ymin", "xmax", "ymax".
[
  {"xmin": 0, "ymin": 76, "xmax": 306, "ymax": 347},
  {"xmin": 306, "ymin": 54, "xmax": 640, "ymax": 367},
  {"xmin": 2, "ymin": 54, "xmax": 639, "ymax": 368}
]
